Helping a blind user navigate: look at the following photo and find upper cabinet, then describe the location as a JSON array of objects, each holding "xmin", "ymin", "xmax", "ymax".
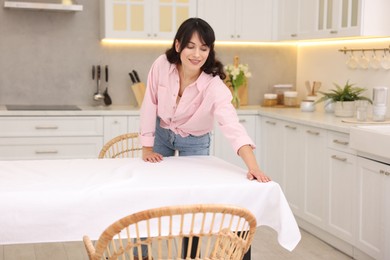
[
  {"xmin": 195, "ymin": 0, "xmax": 274, "ymax": 41},
  {"xmin": 277, "ymin": 0, "xmax": 390, "ymax": 41},
  {"xmin": 277, "ymin": 0, "xmax": 317, "ymax": 40},
  {"xmin": 100, "ymin": 0, "xmax": 197, "ymax": 40}
]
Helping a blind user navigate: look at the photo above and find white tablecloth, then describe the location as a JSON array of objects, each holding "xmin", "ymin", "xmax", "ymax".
[{"xmin": 0, "ymin": 156, "xmax": 301, "ymax": 251}]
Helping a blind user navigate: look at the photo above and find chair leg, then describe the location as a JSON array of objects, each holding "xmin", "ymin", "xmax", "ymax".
[{"xmin": 182, "ymin": 236, "xmax": 200, "ymax": 258}]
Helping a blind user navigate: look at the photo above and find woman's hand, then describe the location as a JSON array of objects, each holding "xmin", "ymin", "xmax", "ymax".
[
  {"xmin": 247, "ymin": 168, "xmax": 271, "ymax": 183},
  {"xmin": 142, "ymin": 147, "xmax": 163, "ymax": 163}
]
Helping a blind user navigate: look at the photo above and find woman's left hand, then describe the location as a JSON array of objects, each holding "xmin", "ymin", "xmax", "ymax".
[{"xmin": 247, "ymin": 169, "xmax": 271, "ymax": 183}]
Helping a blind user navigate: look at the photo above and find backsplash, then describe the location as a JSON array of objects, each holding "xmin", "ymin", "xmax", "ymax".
[{"xmin": 0, "ymin": 1, "xmax": 296, "ymax": 107}]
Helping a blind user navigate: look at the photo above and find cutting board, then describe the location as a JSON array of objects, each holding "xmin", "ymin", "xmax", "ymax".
[{"xmin": 131, "ymin": 82, "xmax": 146, "ymax": 107}]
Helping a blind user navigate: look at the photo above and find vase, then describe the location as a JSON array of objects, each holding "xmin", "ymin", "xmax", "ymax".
[
  {"xmin": 334, "ymin": 101, "xmax": 355, "ymax": 117},
  {"xmin": 232, "ymin": 87, "xmax": 240, "ymax": 108}
]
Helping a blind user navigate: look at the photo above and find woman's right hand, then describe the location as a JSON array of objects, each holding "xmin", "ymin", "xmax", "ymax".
[{"xmin": 142, "ymin": 147, "xmax": 163, "ymax": 162}]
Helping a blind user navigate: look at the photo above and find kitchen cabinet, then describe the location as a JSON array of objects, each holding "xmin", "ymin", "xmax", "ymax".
[
  {"xmin": 4, "ymin": 1, "xmax": 83, "ymax": 11},
  {"xmin": 260, "ymin": 116, "xmax": 284, "ymax": 185},
  {"xmin": 282, "ymin": 121, "xmax": 305, "ymax": 217},
  {"xmin": 277, "ymin": 0, "xmax": 390, "ymax": 40},
  {"xmin": 103, "ymin": 116, "xmax": 128, "ymax": 143},
  {"xmin": 276, "ymin": 0, "xmax": 317, "ymax": 40},
  {"xmin": 301, "ymin": 126, "xmax": 327, "ymax": 227},
  {"xmin": 355, "ymin": 156, "xmax": 390, "ymax": 260},
  {"xmin": 0, "ymin": 117, "xmax": 103, "ymax": 160},
  {"xmin": 325, "ymin": 131, "xmax": 356, "ymax": 244},
  {"xmin": 127, "ymin": 115, "xmax": 140, "ymax": 133},
  {"xmin": 213, "ymin": 114, "xmax": 258, "ymax": 169},
  {"xmin": 316, "ymin": 0, "xmax": 390, "ymax": 39},
  {"xmin": 197, "ymin": 0, "xmax": 274, "ymax": 41},
  {"xmin": 100, "ymin": 0, "xmax": 196, "ymax": 40}
]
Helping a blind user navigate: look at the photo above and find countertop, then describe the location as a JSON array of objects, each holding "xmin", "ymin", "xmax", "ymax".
[{"xmin": 0, "ymin": 105, "xmax": 370, "ymax": 134}]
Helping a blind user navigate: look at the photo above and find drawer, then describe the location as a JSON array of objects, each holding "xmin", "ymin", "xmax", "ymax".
[
  {"xmin": 327, "ymin": 131, "xmax": 356, "ymax": 155},
  {"xmin": 0, "ymin": 137, "xmax": 103, "ymax": 160},
  {"xmin": 0, "ymin": 117, "xmax": 103, "ymax": 137}
]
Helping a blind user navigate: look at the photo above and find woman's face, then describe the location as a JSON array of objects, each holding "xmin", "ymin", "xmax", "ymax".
[{"xmin": 175, "ymin": 32, "xmax": 210, "ymax": 72}]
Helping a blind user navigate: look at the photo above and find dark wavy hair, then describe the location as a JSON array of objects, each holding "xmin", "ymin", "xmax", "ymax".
[{"xmin": 165, "ymin": 17, "xmax": 226, "ymax": 80}]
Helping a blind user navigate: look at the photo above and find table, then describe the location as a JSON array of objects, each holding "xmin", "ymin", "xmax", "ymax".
[{"xmin": 0, "ymin": 156, "xmax": 301, "ymax": 251}]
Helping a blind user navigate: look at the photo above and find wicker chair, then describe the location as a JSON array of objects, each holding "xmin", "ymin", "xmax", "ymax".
[
  {"xmin": 83, "ymin": 204, "xmax": 257, "ymax": 260},
  {"xmin": 98, "ymin": 133, "xmax": 142, "ymax": 159}
]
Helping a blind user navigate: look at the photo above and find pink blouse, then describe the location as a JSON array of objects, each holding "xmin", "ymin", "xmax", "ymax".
[{"xmin": 139, "ymin": 54, "xmax": 255, "ymax": 154}]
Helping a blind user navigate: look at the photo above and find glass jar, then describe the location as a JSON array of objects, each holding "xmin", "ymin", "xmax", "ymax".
[
  {"xmin": 284, "ymin": 91, "xmax": 298, "ymax": 107},
  {"xmin": 263, "ymin": 93, "xmax": 277, "ymax": 107},
  {"xmin": 273, "ymin": 84, "xmax": 293, "ymax": 105}
]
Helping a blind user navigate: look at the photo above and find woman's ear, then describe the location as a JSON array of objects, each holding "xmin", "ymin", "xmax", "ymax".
[{"xmin": 175, "ymin": 40, "xmax": 180, "ymax": 53}]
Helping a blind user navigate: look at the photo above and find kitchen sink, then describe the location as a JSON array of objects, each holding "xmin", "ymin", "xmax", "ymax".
[
  {"xmin": 6, "ymin": 105, "xmax": 81, "ymax": 111},
  {"xmin": 349, "ymin": 124, "xmax": 390, "ymax": 160}
]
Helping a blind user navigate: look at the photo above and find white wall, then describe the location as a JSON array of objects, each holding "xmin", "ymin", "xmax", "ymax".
[{"xmin": 297, "ymin": 39, "xmax": 390, "ymax": 116}]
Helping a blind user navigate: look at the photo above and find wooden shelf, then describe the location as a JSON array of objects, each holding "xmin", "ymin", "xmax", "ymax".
[{"xmin": 4, "ymin": 1, "xmax": 83, "ymax": 12}]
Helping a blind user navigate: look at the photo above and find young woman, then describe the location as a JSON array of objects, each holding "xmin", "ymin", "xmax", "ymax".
[
  {"xmin": 139, "ymin": 17, "xmax": 270, "ymax": 260},
  {"xmin": 140, "ymin": 17, "xmax": 270, "ymax": 183}
]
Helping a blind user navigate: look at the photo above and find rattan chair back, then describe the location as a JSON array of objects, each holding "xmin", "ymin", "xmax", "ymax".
[
  {"xmin": 98, "ymin": 133, "xmax": 142, "ymax": 159},
  {"xmin": 83, "ymin": 204, "xmax": 257, "ymax": 260}
]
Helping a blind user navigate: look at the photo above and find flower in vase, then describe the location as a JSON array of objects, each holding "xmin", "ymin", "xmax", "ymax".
[{"xmin": 224, "ymin": 62, "xmax": 251, "ymax": 108}]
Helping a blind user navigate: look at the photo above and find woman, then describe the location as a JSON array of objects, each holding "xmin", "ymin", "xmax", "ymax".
[
  {"xmin": 140, "ymin": 17, "xmax": 270, "ymax": 183},
  {"xmin": 139, "ymin": 17, "xmax": 270, "ymax": 259}
]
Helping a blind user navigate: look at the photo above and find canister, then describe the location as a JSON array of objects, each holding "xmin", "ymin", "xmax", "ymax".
[
  {"xmin": 284, "ymin": 91, "xmax": 298, "ymax": 107},
  {"xmin": 263, "ymin": 93, "xmax": 277, "ymax": 107},
  {"xmin": 273, "ymin": 84, "xmax": 293, "ymax": 105}
]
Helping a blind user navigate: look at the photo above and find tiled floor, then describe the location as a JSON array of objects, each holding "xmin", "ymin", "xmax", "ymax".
[{"xmin": 0, "ymin": 227, "xmax": 352, "ymax": 260}]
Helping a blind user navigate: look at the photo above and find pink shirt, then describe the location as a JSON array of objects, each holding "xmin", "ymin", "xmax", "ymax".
[{"xmin": 139, "ymin": 54, "xmax": 255, "ymax": 154}]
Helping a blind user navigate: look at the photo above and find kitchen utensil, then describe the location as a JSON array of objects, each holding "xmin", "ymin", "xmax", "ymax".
[
  {"xmin": 305, "ymin": 81, "xmax": 311, "ymax": 95},
  {"xmin": 369, "ymin": 52, "xmax": 381, "ymax": 70},
  {"xmin": 358, "ymin": 52, "xmax": 370, "ymax": 69},
  {"xmin": 129, "ymin": 70, "xmax": 145, "ymax": 107},
  {"xmin": 132, "ymin": 70, "xmax": 141, "ymax": 82},
  {"xmin": 94, "ymin": 65, "xmax": 104, "ymax": 101},
  {"xmin": 129, "ymin": 72, "xmax": 136, "ymax": 84},
  {"xmin": 103, "ymin": 65, "xmax": 112, "ymax": 106},
  {"xmin": 345, "ymin": 52, "xmax": 358, "ymax": 69}
]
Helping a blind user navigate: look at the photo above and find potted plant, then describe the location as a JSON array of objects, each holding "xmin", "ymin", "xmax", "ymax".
[{"xmin": 315, "ymin": 81, "xmax": 372, "ymax": 117}]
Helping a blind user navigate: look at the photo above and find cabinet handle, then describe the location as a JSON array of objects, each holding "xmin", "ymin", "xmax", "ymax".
[
  {"xmin": 333, "ymin": 139, "xmax": 349, "ymax": 146},
  {"xmin": 265, "ymin": 120, "xmax": 276, "ymax": 125},
  {"xmin": 306, "ymin": 130, "xmax": 320, "ymax": 135},
  {"xmin": 236, "ymin": 35, "xmax": 240, "ymax": 38},
  {"xmin": 35, "ymin": 125, "xmax": 59, "ymax": 130},
  {"xmin": 35, "ymin": 150, "xmax": 58, "ymax": 154},
  {"xmin": 231, "ymin": 35, "xmax": 235, "ymax": 38},
  {"xmin": 330, "ymin": 30, "xmax": 338, "ymax": 34},
  {"xmin": 331, "ymin": 155, "xmax": 347, "ymax": 162},
  {"xmin": 285, "ymin": 125, "xmax": 297, "ymax": 130},
  {"xmin": 290, "ymin": 33, "xmax": 298, "ymax": 37},
  {"xmin": 239, "ymin": 119, "xmax": 246, "ymax": 123},
  {"xmin": 380, "ymin": 169, "xmax": 390, "ymax": 176}
]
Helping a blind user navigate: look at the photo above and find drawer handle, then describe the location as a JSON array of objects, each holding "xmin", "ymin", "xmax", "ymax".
[
  {"xmin": 35, "ymin": 150, "xmax": 58, "ymax": 154},
  {"xmin": 380, "ymin": 170, "xmax": 390, "ymax": 176},
  {"xmin": 331, "ymin": 155, "xmax": 347, "ymax": 162},
  {"xmin": 265, "ymin": 121, "xmax": 276, "ymax": 125},
  {"xmin": 330, "ymin": 30, "xmax": 338, "ymax": 34},
  {"xmin": 239, "ymin": 119, "xmax": 246, "ymax": 123},
  {"xmin": 306, "ymin": 130, "xmax": 320, "ymax": 135},
  {"xmin": 35, "ymin": 125, "xmax": 59, "ymax": 130},
  {"xmin": 333, "ymin": 139, "xmax": 349, "ymax": 146},
  {"xmin": 285, "ymin": 125, "xmax": 297, "ymax": 130}
]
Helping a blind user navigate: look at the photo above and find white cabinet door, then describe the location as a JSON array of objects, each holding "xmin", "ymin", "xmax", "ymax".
[
  {"xmin": 277, "ymin": 0, "xmax": 317, "ymax": 40},
  {"xmin": 197, "ymin": 0, "xmax": 273, "ymax": 41},
  {"xmin": 103, "ymin": 116, "xmax": 128, "ymax": 143},
  {"xmin": 326, "ymin": 148, "xmax": 356, "ymax": 244},
  {"xmin": 316, "ymin": 0, "xmax": 390, "ymax": 39},
  {"xmin": 214, "ymin": 115, "xmax": 257, "ymax": 169},
  {"xmin": 128, "ymin": 115, "xmax": 140, "ymax": 133},
  {"xmin": 301, "ymin": 126, "xmax": 327, "ymax": 227},
  {"xmin": 260, "ymin": 117, "xmax": 284, "ymax": 186},
  {"xmin": 282, "ymin": 121, "xmax": 304, "ymax": 217},
  {"xmin": 101, "ymin": 0, "xmax": 196, "ymax": 40},
  {"xmin": 355, "ymin": 156, "xmax": 389, "ymax": 260}
]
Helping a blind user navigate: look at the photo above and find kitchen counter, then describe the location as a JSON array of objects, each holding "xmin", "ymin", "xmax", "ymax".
[{"xmin": 0, "ymin": 104, "xmax": 363, "ymax": 133}]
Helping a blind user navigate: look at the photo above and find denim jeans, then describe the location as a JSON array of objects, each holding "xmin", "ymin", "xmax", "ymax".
[{"xmin": 154, "ymin": 117, "xmax": 210, "ymax": 157}]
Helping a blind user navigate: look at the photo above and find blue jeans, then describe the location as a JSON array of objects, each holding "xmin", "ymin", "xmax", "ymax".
[{"xmin": 154, "ymin": 117, "xmax": 210, "ymax": 157}]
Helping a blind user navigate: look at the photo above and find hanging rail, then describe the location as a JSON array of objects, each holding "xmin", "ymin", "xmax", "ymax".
[{"xmin": 338, "ymin": 45, "xmax": 390, "ymax": 54}]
